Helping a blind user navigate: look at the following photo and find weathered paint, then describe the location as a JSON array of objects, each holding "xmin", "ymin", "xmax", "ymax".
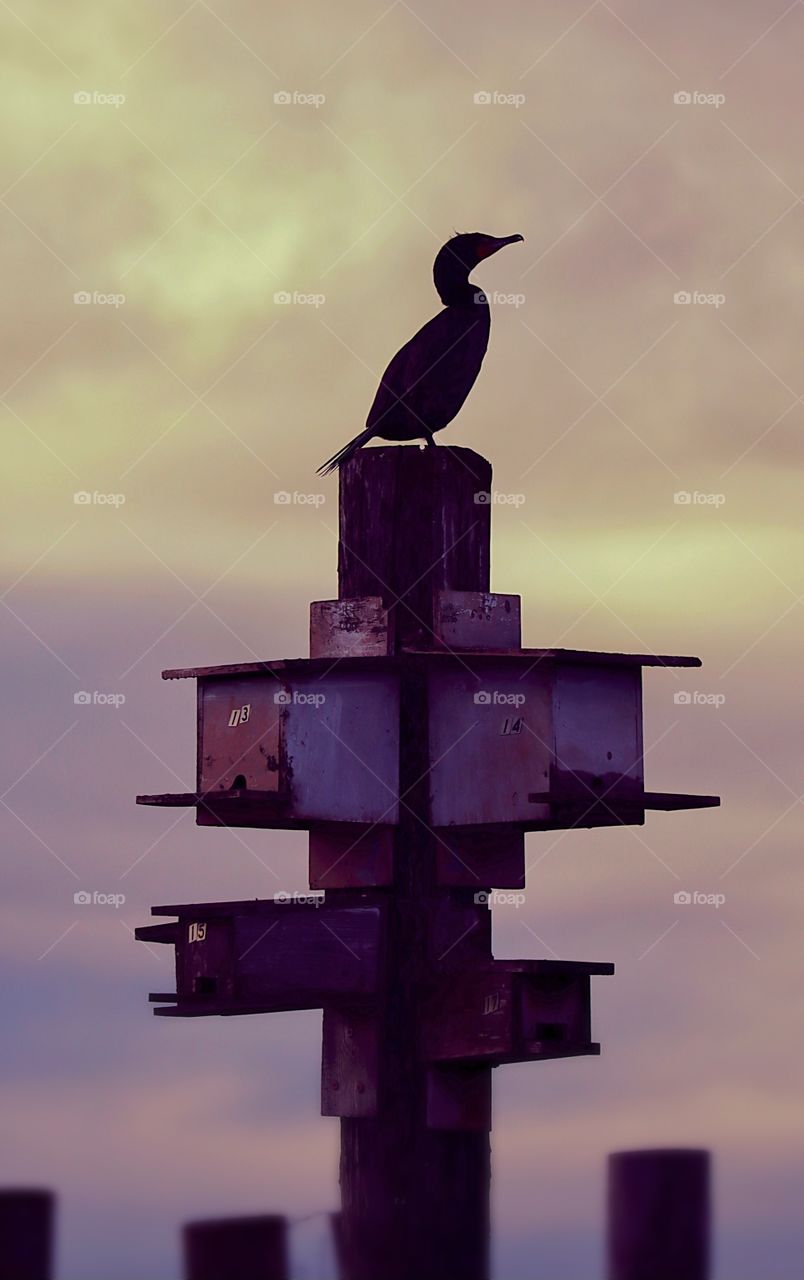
[
  {"xmin": 310, "ymin": 597, "xmax": 391, "ymax": 658},
  {"xmin": 137, "ymin": 901, "xmax": 383, "ymax": 1016}
]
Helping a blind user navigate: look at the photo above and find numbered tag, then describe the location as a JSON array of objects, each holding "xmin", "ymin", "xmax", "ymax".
[
  {"xmin": 188, "ymin": 922, "xmax": 207, "ymax": 943},
  {"xmin": 501, "ymin": 716, "xmax": 524, "ymax": 736},
  {"xmin": 228, "ymin": 703, "xmax": 251, "ymax": 728}
]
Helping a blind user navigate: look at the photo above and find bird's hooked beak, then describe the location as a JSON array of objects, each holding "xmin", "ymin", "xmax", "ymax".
[{"xmin": 477, "ymin": 233, "xmax": 524, "ymax": 260}]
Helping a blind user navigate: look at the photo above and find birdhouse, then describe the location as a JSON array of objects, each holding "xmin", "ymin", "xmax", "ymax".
[
  {"xmin": 138, "ymin": 659, "xmax": 401, "ymax": 828},
  {"xmin": 419, "ymin": 959, "xmax": 613, "ymax": 1067},
  {"xmin": 137, "ymin": 647, "xmax": 717, "ymax": 835},
  {"xmin": 424, "ymin": 648, "xmax": 718, "ymax": 829},
  {"xmin": 135, "ymin": 897, "xmax": 383, "ymax": 1016}
]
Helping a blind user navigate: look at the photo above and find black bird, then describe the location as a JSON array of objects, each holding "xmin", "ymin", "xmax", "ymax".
[{"xmin": 317, "ymin": 231, "xmax": 524, "ymax": 474}]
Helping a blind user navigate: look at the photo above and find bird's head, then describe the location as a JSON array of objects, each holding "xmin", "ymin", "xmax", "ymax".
[{"xmin": 433, "ymin": 232, "xmax": 524, "ymax": 304}]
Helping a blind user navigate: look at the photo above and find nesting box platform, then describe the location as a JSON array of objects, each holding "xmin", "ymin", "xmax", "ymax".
[
  {"xmin": 137, "ymin": 647, "xmax": 718, "ymax": 839},
  {"xmin": 135, "ymin": 445, "xmax": 719, "ymax": 1280}
]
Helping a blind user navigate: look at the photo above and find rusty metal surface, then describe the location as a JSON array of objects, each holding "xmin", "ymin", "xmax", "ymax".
[
  {"xmin": 198, "ymin": 678, "xmax": 282, "ymax": 794},
  {"xmin": 420, "ymin": 960, "xmax": 611, "ymax": 1067},
  {"xmin": 427, "ymin": 663, "xmax": 553, "ymax": 827},
  {"xmin": 195, "ymin": 670, "xmax": 401, "ymax": 824},
  {"xmin": 310, "ymin": 597, "xmax": 391, "ymax": 658},
  {"xmin": 283, "ymin": 670, "xmax": 400, "ymax": 823},
  {"xmin": 552, "ymin": 664, "xmax": 643, "ymax": 808},
  {"xmin": 433, "ymin": 590, "xmax": 521, "ymax": 651}
]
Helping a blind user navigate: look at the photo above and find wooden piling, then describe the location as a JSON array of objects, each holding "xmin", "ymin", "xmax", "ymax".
[
  {"xmin": 0, "ymin": 1189, "xmax": 54, "ymax": 1280},
  {"xmin": 607, "ymin": 1148, "xmax": 711, "ymax": 1280},
  {"xmin": 336, "ymin": 446, "xmax": 492, "ymax": 1280},
  {"xmin": 183, "ymin": 1214, "xmax": 288, "ymax": 1280}
]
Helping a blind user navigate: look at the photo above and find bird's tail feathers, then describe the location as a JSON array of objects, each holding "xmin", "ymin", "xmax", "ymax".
[{"xmin": 316, "ymin": 428, "xmax": 374, "ymax": 476}]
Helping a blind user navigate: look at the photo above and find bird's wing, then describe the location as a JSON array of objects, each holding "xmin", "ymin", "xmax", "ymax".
[
  {"xmin": 365, "ymin": 320, "xmax": 431, "ymax": 431},
  {"xmin": 366, "ymin": 309, "xmax": 489, "ymax": 432}
]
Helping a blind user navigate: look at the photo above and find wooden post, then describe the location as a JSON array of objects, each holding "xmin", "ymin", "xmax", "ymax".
[
  {"xmin": 183, "ymin": 1215, "xmax": 288, "ymax": 1280},
  {"xmin": 337, "ymin": 446, "xmax": 492, "ymax": 1280},
  {"xmin": 0, "ymin": 1189, "xmax": 54, "ymax": 1280},
  {"xmin": 135, "ymin": 422, "xmax": 719, "ymax": 1276},
  {"xmin": 607, "ymin": 1149, "xmax": 711, "ymax": 1280},
  {"xmin": 338, "ymin": 445, "xmax": 492, "ymax": 649},
  {"xmin": 330, "ymin": 1212, "xmax": 346, "ymax": 1279}
]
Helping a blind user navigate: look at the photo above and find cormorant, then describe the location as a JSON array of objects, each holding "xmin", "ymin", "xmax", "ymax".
[{"xmin": 317, "ymin": 231, "xmax": 524, "ymax": 474}]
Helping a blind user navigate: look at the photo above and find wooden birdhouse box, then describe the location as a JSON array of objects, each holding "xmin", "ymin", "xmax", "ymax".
[
  {"xmin": 137, "ymin": 649, "xmax": 717, "ymax": 836},
  {"xmin": 136, "ymin": 897, "xmax": 383, "ymax": 1017},
  {"xmin": 138, "ymin": 659, "xmax": 401, "ymax": 828},
  {"xmin": 424, "ymin": 648, "xmax": 718, "ymax": 830},
  {"xmin": 420, "ymin": 959, "xmax": 613, "ymax": 1067}
]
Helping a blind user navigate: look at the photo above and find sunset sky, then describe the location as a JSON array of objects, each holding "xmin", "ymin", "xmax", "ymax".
[{"xmin": 2, "ymin": 2, "xmax": 803, "ymax": 1276}]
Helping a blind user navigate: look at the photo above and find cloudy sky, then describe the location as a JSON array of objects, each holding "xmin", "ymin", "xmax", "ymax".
[{"xmin": 2, "ymin": 1, "xmax": 803, "ymax": 1276}]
